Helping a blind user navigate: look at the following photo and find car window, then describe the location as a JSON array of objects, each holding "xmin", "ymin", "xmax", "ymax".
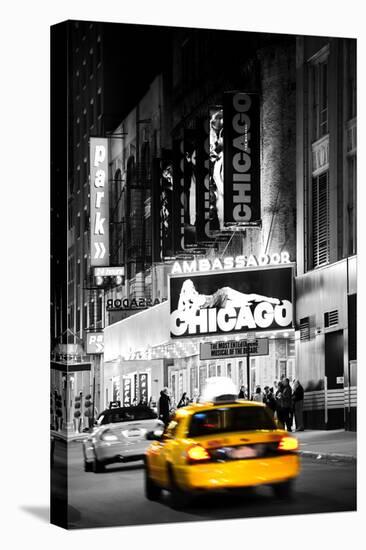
[
  {"xmin": 99, "ymin": 406, "xmax": 158, "ymax": 425},
  {"xmin": 188, "ymin": 406, "xmax": 276, "ymax": 437}
]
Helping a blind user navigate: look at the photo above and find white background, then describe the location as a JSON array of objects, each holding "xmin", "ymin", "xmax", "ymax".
[{"xmin": 1, "ymin": 0, "xmax": 364, "ymax": 548}]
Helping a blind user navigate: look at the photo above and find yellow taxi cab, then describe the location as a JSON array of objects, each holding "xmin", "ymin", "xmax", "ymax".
[{"xmin": 144, "ymin": 390, "xmax": 300, "ymax": 508}]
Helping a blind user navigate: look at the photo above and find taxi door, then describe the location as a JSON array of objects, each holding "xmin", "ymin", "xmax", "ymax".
[{"xmin": 149, "ymin": 419, "xmax": 180, "ymax": 487}]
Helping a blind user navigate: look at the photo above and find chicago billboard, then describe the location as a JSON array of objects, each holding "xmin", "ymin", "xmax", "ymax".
[
  {"xmin": 90, "ymin": 137, "xmax": 109, "ymax": 266},
  {"xmin": 169, "ymin": 265, "xmax": 294, "ymax": 338},
  {"xmin": 223, "ymin": 91, "xmax": 261, "ymax": 227}
]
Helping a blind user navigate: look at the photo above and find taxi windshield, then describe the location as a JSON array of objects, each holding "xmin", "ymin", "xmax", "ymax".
[{"xmin": 188, "ymin": 406, "xmax": 276, "ymax": 437}]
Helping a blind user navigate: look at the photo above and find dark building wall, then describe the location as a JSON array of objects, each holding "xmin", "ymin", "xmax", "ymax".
[{"xmin": 51, "ymin": 22, "xmax": 68, "ymax": 349}]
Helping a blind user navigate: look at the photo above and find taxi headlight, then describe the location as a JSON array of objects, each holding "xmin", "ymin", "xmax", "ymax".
[
  {"xmin": 277, "ymin": 436, "xmax": 299, "ymax": 452},
  {"xmin": 186, "ymin": 444, "xmax": 211, "ymax": 463}
]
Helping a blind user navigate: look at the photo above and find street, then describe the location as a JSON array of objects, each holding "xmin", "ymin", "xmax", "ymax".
[{"xmin": 51, "ymin": 439, "xmax": 356, "ymax": 529}]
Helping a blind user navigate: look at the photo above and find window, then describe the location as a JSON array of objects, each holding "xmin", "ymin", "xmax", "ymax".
[
  {"xmin": 83, "ymin": 255, "xmax": 88, "ymax": 280},
  {"xmin": 188, "ymin": 406, "xmax": 276, "ymax": 438},
  {"xmin": 278, "ymin": 360, "xmax": 287, "ymax": 380},
  {"xmin": 97, "ymin": 294, "xmax": 103, "ymax": 322},
  {"xmin": 310, "ymin": 55, "xmax": 328, "ymax": 141},
  {"xmin": 89, "ymin": 100, "xmax": 94, "ymax": 126},
  {"xmin": 190, "ymin": 366, "xmax": 198, "ymax": 397},
  {"xmin": 199, "ymin": 365, "xmax": 207, "ymax": 392},
  {"xmin": 97, "ymin": 88, "xmax": 102, "ymax": 116},
  {"xmin": 312, "ymin": 171, "xmax": 329, "ymax": 267},
  {"xmin": 83, "ymin": 304, "xmax": 88, "ymax": 329},
  {"xmin": 68, "ymin": 305, "xmax": 74, "ymax": 331},
  {"xmin": 300, "ymin": 317, "xmax": 310, "ymax": 341},
  {"xmin": 347, "ymin": 155, "xmax": 357, "ymax": 255},
  {"xmin": 68, "ymin": 256, "xmax": 74, "ymax": 282},
  {"xmin": 238, "ymin": 361, "xmax": 244, "ymax": 386},
  {"xmin": 83, "ymin": 207, "xmax": 89, "ymax": 232},
  {"xmin": 226, "ymin": 363, "xmax": 232, "ymax": 379},
  {"xmin": 324, "ymin": 310, "xmax": 339, "ymax": 328},
  {"xmin": 76, "ymin": 212, "xmax": 81, "ymax": 238},
  {"xmin": 76, "ymin": 309, "xmax": 80, "ymax": 332},
  {"xmin": 346, "ymin": 40, "xmax": 357, "ymax": 120},
  {"xmin": 68, "ymin": 201, "xmax": 74, "ymax": 229}
]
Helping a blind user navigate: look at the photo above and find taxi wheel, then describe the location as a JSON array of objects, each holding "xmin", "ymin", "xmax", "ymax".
[
  {"xmin": 272, "ymin": 480, "xmax": 294, "ymax": 500},
  {"xmin": 168, "ymin": 466, "xmax": 190, "ymax": 510},
  {"xmin": 144, "ymin": 467, "xmax": 161, "ymax": 501},
  {"xmin": 92, "ymin": 455, "xmax": 105, "ymax": 473}
]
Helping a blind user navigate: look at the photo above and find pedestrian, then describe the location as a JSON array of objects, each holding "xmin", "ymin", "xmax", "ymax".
[
  {"xmin": 238, "ymin": 385, "xmax": 246, "ymax": 398},
  {"xmin": 288, "ymin": 379, "xmax": 296, "ymax": 428},
  {"xmin": 177, "ymin": 392, "xmax": 189, "ymax": 408},
  {"xmin": 252, "ymin": 386, "xmax": 263, "ymax": 402},
  {"xmin": 275, "ymin": 381, "xmax": 284, "ymax": 426},
  {"xmin": 263, "ymin": 386, "xmax": 277, "ymax": 416},
  {"xmin": 281, "ymin": 378, "xmax": 293, "ymax": 432},
  {"xmin": 158, "ymin": 388, "xmax": 171, "ymax": 425},
  {"xmin": 292, "ymin": 379, "xmax": 305, "ymax": 431}
]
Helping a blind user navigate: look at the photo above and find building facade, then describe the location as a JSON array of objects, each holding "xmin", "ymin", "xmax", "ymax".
[
  {"xmin": 51, "ymin": 22, "xmax": 357, "ymax": 434},
  {"xmin": 295, "ymin": 36, "xmax": 357, "ymax": 430}
]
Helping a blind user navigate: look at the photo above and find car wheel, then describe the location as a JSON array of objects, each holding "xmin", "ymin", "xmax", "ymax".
[
  {"xmin": 84, "ymin": 459, "xmax": 93, "ymax": 472},
  {"xmin": 272, "ymin": 480, "xmax": 294, "ymax": 500},
  {"xmin": 92, "ymin": 455, "xmax": 105, "ymax": 473},
  {"xmin": 168, "ymin": 465, "xmax": 190, "ymax": 510},
  {"xmin": 144, "ymin": 465, "xmax": 161, "ymax": 501}
]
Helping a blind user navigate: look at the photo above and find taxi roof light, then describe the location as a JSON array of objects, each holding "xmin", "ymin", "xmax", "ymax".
[{"xmin": 199, "ymin": 377, "xmax": 238, "ymax": 404}]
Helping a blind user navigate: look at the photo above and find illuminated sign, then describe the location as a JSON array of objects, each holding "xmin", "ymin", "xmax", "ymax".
[
  {"xmin": 209, "ymin": 106, "xmax": 225, "ymax": 232},
  {"xmin": 159, "ymin": 155, "xmax": 174, "ymax": 258},
  {"xmin": 172, "ymin": 139, "xmax": 186, "ymax": 253},
  {"xmin": 94, "ymin": 267, "xmax": 124, "ymax": 277},
  {"xmin": 200, "ymin": 338, "xmax": 269, "ymax": 360},
  {"xmin": 86, "ymin": 332, "xmax": 104, "ymax": 354},
  {"xmin": 123, "ymin": 378, "xmax": 132, "ymax": 406},
  {"xmin": 169, "ymin": 265, "xmax": 294, "ymax": 338},
  {"xmin": 223, "ymin": 92, "xmax": 260, "ymax": 227},
  {"xmin": 139, "ymin": 373, "xmax": 148, "ymax": 404},
  {"xmin": 106, "ymin": 297, "xmax": 167, "ymax": 311},
  {"xmin": 90, "ymin": 137, "xmax": 109, "ymax": 266},
  {"xmin": 195, "ymin": 117, "xmax": 216, "ymax": 246},
  {"xmin": 171, "ymin": 251, "xmax": 291, "ymax": 274}
]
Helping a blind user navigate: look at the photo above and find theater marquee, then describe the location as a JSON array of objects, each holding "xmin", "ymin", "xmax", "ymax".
[{"xmin": 169, "ymin": 265, "xmax": 294, "ymax": 338}]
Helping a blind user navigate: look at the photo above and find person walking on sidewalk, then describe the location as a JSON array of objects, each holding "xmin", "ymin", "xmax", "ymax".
[
  {"xmin": 252, "ymin": 386, "xmax": 263, "ymax": 402},
  {"xmin": 281, "ymin": 378, "xmax": 293, "ymax": 432},
  {"xmin": 238, "ymin": 385, "xmax": 246, "ymax": 398},
  {"xmin": 263, "ymin": 386, "xmax": 277, "ymax": 417},
  {"xmin": 158, "ymin": 388, "xmax": 171, "ymax": 425},
  {"xmin": 292, "ymin": 379, "xmax": 305, "ymax": 431},
  {"xmin": 275, "ymin": 381, "xmax": 284, "ymax": 426}
]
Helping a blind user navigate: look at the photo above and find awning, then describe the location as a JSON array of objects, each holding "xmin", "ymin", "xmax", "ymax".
[{"xmin": 104, "ymin": 301, "xmax": 170, "ymax": 362}]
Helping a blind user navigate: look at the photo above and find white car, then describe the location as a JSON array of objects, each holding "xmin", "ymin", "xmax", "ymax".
[{"xmin": 83, "ymin": 405, "xmax": 164, "ymax": 472}]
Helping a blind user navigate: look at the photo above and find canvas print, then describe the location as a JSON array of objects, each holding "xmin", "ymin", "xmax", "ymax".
[{"xmin": 50, "ymin": 20, "xmax": 357, "ymax": 530}]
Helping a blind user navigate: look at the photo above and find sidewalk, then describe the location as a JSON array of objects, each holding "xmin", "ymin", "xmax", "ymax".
[
  {"xmin": 51, "ymin": 429, "xmax": 89, "ymax": 442},
  {"xmin": 295, "ymin": 429, "xmax": 357, "ymax": 464}
]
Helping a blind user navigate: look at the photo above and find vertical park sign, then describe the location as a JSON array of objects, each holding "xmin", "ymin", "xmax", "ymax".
[{"xmin": 90, "ymin": 137, "xmax": 109, "ymax": 266}]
